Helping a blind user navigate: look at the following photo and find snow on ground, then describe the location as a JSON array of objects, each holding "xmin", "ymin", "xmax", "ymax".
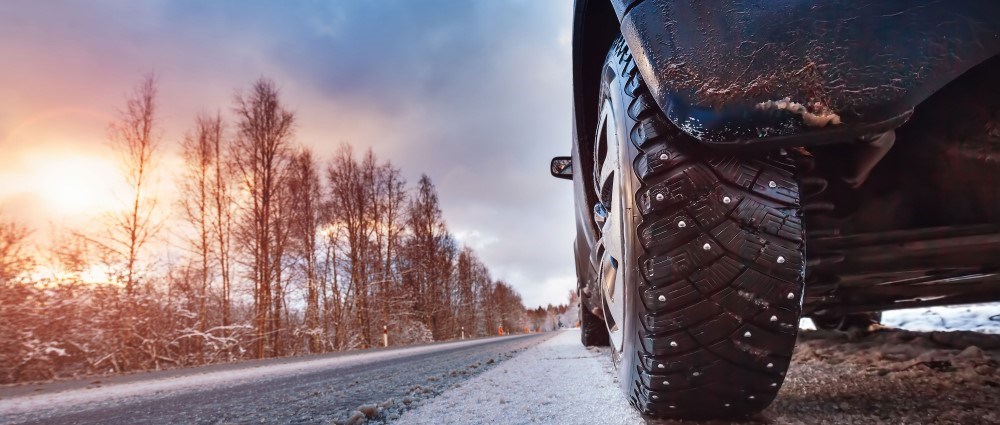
[
  {"xmin": 396, "ymin": 329, "xmax": 643, "ymax": 425},
  {"xmin": 882, "ymin": 303, "xmax": 1000, "ymax": 333},
  {"xmin": 800, "ymin": 303, "xmax": 1000, "ymax": 333},
  {"xmin": 0, "ymin": 336, "xmax": 523, "ymax": 419}
]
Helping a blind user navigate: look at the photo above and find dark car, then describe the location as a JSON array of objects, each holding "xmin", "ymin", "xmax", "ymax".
[{"xmin": 551, "ymin": 0, "xmax": 1000, "ymax": 420}]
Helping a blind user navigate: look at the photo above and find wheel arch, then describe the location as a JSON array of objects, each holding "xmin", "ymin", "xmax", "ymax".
[
  {"xmin": 572, "ymin": 0, "xmax": 619, "ymax": 188},
  {"xmin": 576, "ymin": 1, "xmax": 1000, "ymax": 149}
]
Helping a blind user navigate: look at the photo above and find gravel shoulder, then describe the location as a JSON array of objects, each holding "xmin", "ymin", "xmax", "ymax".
[{"xmin": 767, "ymin": 327, "xmax": 1000, "ymax": 425}]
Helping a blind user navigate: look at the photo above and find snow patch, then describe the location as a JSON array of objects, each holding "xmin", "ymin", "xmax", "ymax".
[
  {"xmin": 43, "ymin": 346, "xmax": 67, "ymax": 357},
  {"xmin": 883, "ymin": 304, "xmax": 1000, "ymax": 334},
  {"xmin": 801, "ymin": 303, "xmax": 1000, "ymax": 333}
]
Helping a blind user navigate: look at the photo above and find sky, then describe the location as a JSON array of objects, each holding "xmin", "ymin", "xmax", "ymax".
[{"xmin": 0, "ymin": 0, "xmax": 577, "ymax": 308}]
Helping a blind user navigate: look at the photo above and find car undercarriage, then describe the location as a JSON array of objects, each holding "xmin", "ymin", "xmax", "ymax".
[{"xmin": 801, "ymin": 55, "xmax": 1000, "ymax": 322}]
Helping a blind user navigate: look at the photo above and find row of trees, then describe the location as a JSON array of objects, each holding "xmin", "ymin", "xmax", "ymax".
[
  {"xmin": 0, "ymin": 75, "xmax": 548, "ymax": 384},
  {"xmin": 526, "ymin": 291, "xmax": 578, "ymax": 332}
]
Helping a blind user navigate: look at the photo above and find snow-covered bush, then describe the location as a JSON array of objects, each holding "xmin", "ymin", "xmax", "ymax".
[{"xmin": 389, "ymin": 317, "xmax": 435, "ymax": 345}]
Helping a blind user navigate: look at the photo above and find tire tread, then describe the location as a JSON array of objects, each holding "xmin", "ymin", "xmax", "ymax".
[{"xmin": 606, "ymin": 36, "xmax": 805, "ymax": 419}]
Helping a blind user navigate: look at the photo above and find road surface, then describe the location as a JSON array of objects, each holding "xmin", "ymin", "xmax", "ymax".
[
  {"xmin": 0, "ymin": 333, "xmax": 553, "ymax": 425},
  {"xmin": 4, "ymin": 326, "xmax": 999, "ymax": 424}
]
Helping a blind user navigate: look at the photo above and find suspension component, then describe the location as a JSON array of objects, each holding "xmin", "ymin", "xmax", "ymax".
[{"xmin": 842, "ymin": 130, "xmax": 896, "ymax": 188}]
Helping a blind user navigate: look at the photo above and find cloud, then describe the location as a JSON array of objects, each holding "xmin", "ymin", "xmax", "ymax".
[{"xmin": 0, "ymin": 0, "xmax": 577, "ymax": 308}]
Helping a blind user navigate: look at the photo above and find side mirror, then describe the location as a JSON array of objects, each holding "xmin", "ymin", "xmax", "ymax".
[{"xmin": 550, "ymin": 156, "xmax": 573, "ymax": 180}]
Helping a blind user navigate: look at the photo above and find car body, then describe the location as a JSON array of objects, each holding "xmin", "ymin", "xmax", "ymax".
[
  {"xmin": 568, "ymin": 0, "xmax": 1000, "ymax": 325},
  {"xmin": 574, "ymin": 0, "xmax": 1000, "ymax": 148},
  {"xmin": 557, "ymin": 0, "xmax": 1000, "ymax": 419}
]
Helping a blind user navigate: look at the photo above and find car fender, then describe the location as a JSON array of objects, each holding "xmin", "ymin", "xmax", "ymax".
[{"xmin": 582, "ymin": 0, "xmax": 1000, "ymax": 148}]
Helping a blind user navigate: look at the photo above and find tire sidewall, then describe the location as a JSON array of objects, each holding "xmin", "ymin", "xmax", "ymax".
[{"xmin": 599, "ymin": 47, "xmax": 650, "ymax": 397}]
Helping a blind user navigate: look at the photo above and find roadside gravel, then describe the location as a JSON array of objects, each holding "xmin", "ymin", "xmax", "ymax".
[{"xmin": 761, "ymin": 328, "xmax": 1000, "ymax": 425}]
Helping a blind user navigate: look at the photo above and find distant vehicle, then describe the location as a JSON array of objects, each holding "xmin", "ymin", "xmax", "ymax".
[{"xmin": 551, "ymin": 0, "xmax": 1000, "ymax": 420}]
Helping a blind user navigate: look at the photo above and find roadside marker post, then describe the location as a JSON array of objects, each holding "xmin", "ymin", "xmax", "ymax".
[{"xmin": 383, "ymin": 325, "xmax": 388, "ymax": 347}]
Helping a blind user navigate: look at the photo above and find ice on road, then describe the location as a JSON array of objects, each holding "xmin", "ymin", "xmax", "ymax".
[{"xmin": 398, "ymin": 329, "xmax": 642, "ymax": 425}]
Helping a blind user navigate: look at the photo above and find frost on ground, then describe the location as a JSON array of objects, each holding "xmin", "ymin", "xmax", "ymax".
[
  {"xmin": 396, "ymin": 329, "xmax": 642, "ymax": 425},
  {"xmin": 329, "ymin": 346, "xmax": 530, "ymax": 425}
]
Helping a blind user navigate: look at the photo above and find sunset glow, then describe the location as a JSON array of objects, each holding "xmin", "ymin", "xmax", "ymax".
[
  {"xmin": 17, "ymin": 153, "xmax": 120, "ymax": 216},
  {"xmin": 0, "ymin": 0, "xmax": 575, "ymax": 308},
  {"xmin": 30, "ymin": 264, "xmax": 116, "ymax": 287}
]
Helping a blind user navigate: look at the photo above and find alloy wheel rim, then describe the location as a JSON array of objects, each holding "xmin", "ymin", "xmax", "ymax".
[{"xmin": 594, "ymin": 99, "xmax": 626, "ymax": 352}]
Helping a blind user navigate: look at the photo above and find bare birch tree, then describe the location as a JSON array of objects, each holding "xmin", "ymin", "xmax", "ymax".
[
  {"xmin": 454, "ymin": 246, "xmax": 484, "ymax": 336},
  {"xmin": 231, "ymin": 77, "xmax": 295, "ymax": 358},
  {"xmin": 288, "ymin": 149, "xmax": 323, "ymax": 352},
  {"xmin": 400, "ymin": 175, "xmax": 457, "ymax": 339},
  {"xmin": 208, "ymin": 116, "xmax": 235, "ymax": 335},
  {"xmin": 179, "ymin": 113, "xmax": 225, "ymax": 358},
  {"xmin": 326, "ymin": 144, "xmax": 371, "ymax": 348},
  {"xmin": 371, "ymin": 156, "xmax": 406, "ymax": 332},
  {"xmin": 106, "ymin": 74, "xmax": 162, "ymax": 295},
  {"xmin": 320, "ymin": 225, "xmax": 347, "ymax": 350}
]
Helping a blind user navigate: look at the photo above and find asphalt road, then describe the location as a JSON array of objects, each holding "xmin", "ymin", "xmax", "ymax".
[
  {"xmin": 6, "ymin": 327, "xmax": 998, "ymax": 425},
  {"xmin": 0, "ymin": 333, "xmax": 554, "ymax": 425}
]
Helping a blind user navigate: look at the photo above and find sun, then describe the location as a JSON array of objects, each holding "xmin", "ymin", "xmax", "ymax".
[
  {"xmin": 1, "ymin": 107, "xmax": 122, "ymax": 220},
  {"xmin": 30, "ymin": 154, "xmax": 121, "ymax": 216},
  {"xmin": 0, "ymin": 150, "xmax": 124, "ymax": 220}
]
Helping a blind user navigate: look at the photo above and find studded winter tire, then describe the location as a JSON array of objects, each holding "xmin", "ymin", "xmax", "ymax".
[{"xmin": 592, "ymin": 37, "xmax": 806, "ymax": 420}]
